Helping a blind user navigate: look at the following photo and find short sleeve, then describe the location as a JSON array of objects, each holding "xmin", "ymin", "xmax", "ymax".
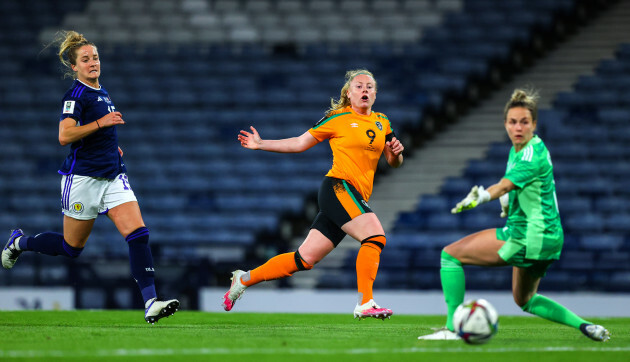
[
  {"xmin": 505, "ymin": 157, "xmax": 538, "ymax": 188},
  {"xmin": 60, "ymin": 96, "xmax": 83, "ymax": 123},
  {"xmin": 308, "ymin": 114, "xmax": 337, "ymax": 142}
]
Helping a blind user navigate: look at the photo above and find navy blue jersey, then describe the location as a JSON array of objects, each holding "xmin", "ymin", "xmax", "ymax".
[{"xmin": 58, "ymin": 80, "xmax": 126, "ymax": 179}]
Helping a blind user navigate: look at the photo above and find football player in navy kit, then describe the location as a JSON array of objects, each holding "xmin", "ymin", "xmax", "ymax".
[{"xmin": 1, "ymin": 31, "xmax": 178, "ymax": 324}]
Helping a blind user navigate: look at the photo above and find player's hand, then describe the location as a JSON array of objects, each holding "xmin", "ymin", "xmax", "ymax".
[
  {"xmin": 386, "ymin": 137, "xmax": 404, "ymax": 156},
  {"xmin": 451, "ymin": 185, "xmax": 491, "ymax": 214},
  {"xmin": 98, "ymin": 112, "xmax": 124, "ymax": 128},
  {"xmin": 238, "ymin": 126, "xmax": 263, "ymax": 150},
  {"xmin": 499, "ymin": 193, "xmax": 509, "ymax": 218}
]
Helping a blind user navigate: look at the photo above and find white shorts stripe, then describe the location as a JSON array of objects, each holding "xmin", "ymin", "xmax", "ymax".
[{"xmin": 62, "ymin": 174, "xmax": 73, "ymax": 210}]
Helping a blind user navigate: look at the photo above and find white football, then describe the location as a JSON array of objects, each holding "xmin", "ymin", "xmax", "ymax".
[{"xmin": 453, "ymin": 299, "xmax": 499, "ymax": 344}]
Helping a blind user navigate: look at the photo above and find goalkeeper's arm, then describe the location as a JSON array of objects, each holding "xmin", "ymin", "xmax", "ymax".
[{"xmin": 451, "ymin": 178, "xmax": 516, "ymax": 214}]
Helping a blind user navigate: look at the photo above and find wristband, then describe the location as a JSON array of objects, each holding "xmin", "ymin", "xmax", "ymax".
[
  {"xmin": 478, "ymin": 188, "xmax": 491, "ymax": 204},
  {"xmin": 96, "ymin": 120, "xmax": 101, "ymax": 128}
]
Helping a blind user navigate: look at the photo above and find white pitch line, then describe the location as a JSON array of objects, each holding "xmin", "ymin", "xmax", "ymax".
[{"xmin": 1, "ymin": 346, "xmax": 629, "ymax": 358}]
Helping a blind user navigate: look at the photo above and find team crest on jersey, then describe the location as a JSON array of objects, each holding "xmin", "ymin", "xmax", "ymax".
[
  {"xmin": 70, "ymin": 202, "xmax": 84, "ymax": 214},
  {"xmin": 63, "ymin": 101, "xmax": 75, "ymax": 114},
  {"xmin": 375, "ymin": 121, "xmax": 383, "ymax": 131}
]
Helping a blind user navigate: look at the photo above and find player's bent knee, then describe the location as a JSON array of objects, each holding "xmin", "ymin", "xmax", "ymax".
[
  {"xmin": 125, "ymin": 227, "xmax": 150, "ymax": 244},
  {"xmin": 360, "ymin": 235, "xmax": 386, "ymax": 252},
  {"xmin": 514, "ymin": 293, "xmax": 533, "ymax": 308},
  {"xmin": 294, "ymin": 250, "xmax": 314, "ymax": 271},
  {"xmin": 62, "ymin": 240, "xmax": 84, "ymax": 258}
]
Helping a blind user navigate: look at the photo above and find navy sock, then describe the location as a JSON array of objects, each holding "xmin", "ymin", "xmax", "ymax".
[
  {"xmin": 126, "ymin": 227, "xmax": 157, "ymax": 304},
  {"xmin": 22, "ymin": 232, "xmax": 83, "ymax": 258}
]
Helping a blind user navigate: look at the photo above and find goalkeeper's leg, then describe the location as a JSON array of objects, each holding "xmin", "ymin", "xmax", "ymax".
[
  {"xmin": 515, "ymin": 267, "xmax": 610, "ymax": 341},
  {"xmin": 440, "ymin": 249, "xmax": 465, "ymax": 331},
  {"xmin": 419, "ymin": 229, "xmax": 505, "ymax": 339}
]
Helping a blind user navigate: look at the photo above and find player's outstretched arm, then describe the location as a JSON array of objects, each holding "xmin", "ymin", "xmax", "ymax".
[
  {"xmin": 451, "ymin": 178, "xmax": 516, "ymax": 214},
  {"xmin": 238, "ymin": 127, "xmax": 318, "ymax": 153}
]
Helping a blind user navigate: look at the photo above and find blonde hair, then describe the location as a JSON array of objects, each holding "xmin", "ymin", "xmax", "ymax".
[
  {"xmin": 504, "ymin": 88, "xmax": 539, "ymax": 121},
  {"xmin": 55, "ymin": 30, "xmax": 96, "ymax": 79},
  {"xmin": 327, "ymin": 69, "xmax": 377, "ymax": 115}
]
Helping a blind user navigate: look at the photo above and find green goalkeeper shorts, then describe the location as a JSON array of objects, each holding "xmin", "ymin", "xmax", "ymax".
[{"xmin": 496, "ymin": 227, "xmax": 556, "ymax": 278}]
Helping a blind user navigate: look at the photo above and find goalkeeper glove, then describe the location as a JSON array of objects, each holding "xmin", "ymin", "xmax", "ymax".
[
  {"xmin": 451, "ymin": 185, "xmax": 491, "ymax": 214},
  {"xmin": 499, "ymin": 193, "xmax": 509, "ymax": 218}
]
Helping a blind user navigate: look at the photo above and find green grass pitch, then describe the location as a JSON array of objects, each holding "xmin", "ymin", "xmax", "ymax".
[{"xmin": 0, "ymin": 311, "xmax": 628, "ymax": 362}]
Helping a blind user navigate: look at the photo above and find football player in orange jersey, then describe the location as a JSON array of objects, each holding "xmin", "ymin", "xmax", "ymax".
[{"xmin": 223, "ymin": 69, "xmax": 404, "ymax": 319}]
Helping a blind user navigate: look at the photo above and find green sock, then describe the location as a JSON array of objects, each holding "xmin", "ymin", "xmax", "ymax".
[
  {"xmin": 440, "ymin": 250, "xmax": 465, "ymax": 331},
  {"xmin": 522, "ymin": 294, "xmax": 590, "ymax": 329}
]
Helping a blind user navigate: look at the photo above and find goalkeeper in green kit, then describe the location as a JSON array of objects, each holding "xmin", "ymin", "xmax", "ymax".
[{"xmin": 418, "ymin": 88, "xmax": 610, "ymax": 342}]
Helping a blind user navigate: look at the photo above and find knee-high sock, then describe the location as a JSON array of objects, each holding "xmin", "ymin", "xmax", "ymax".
[
  {"xmin": 356, "ymin": 235, "xmax": 385, "ymax": 305},
  {"xmin": 20, "ymin": 232, "xmax": 83, "ymax": 258},
  {"xmin": 126, "ymin": 227, "xmax": 156, "ymax": 304},
  {"xmin": 522, "ymin": 293, "xmax": 590, "ymax": 329},
  {"xmin": 243, "ymin": 252, "xmax": 312, "ymax": 287},
  {"xmin": 440, "ymin": 250, "xmax": 465, "ymax": 331}
]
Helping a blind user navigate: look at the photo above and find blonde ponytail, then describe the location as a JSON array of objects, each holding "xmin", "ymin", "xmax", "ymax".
[
  {"xmin": 55, "ymin": 30, "xmax": 95, "ymax": 79},
  {"xmin": 504, "ymin": 88, "xmax": 539, "ymax": 121}
]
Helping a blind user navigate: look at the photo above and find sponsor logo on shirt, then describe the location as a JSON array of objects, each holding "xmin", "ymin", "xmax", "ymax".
[
  {"xmin": 350, "ymin": 123, "xmax": 359, "ymax": 128},
  {"xmin": 63, "ymin": 101, "xmax": 75, "ymax": 114}
]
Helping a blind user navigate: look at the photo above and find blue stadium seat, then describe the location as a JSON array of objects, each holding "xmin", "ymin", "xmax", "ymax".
[
  {"xmin": 596, "ymin": 252, "xmax": 630, "ymax": 271},
  {"xmin": 440, "ymin": 178, "xmax": 472, "ymax": 198},
  {"xmin": 580, "ymin": 234, "xmax": 624, "ymax": 251},
  {"xmin": 595, "ymin": 196, "xmax": 630, "ymax": 215},
  {"xmin": 394, "ymin": 212, "xmax": 424, "ymax": 231},
  {"xmin": 604, "ymin": 214, "xmax": 630, "ymax": 233},
  {"xmin": 542, "ymin": 271, "xmax": 588, "ymax": 291},
  {"xmin": 563, "ymin": 213, "xmax": 605, "ymax": 233},
  {"xmin": 425, "ymin": 213, "xmax": 460, "ymax": 231},
  {"xmin": 557, "ymin": 251, "xmax": 595, "ymax": 271},
  {"xmin": 461, "ymin": 213, "xmax": 503, "ymax": 232},
  {"xmin": 412, "ymin": 249, "xmax": 441, "ymax": 270},
  {"xmin": 606, "ymin": 272, "xmax": 630, "ymax": 291},
  {"xmin": 416, "ymin": 195, "xmax": 449, "ymax": 216},
  {"xmin": 379, "ymin": 249, "xmax": 411, "ymax": 271},
  {"xmin": 316, "ymin": 272, "xmax": 355, "ymax": 289},
  {"xmin": 409, "ymin": 270, "xmax": 440, "ymax": 289},
  {"xmin": 465, "ymin": 267, "xmax": 511, "ymax": 290}
]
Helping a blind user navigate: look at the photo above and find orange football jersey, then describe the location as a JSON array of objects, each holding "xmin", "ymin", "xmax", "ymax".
[{"xmin": 308, "ymin": 106, "xmax": 394, "ymax": 201}]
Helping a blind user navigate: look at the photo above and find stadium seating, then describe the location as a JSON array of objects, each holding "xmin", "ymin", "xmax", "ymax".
[{"xmin": 1, "ymin": 0, "xmax": 627, "ymax": 305}]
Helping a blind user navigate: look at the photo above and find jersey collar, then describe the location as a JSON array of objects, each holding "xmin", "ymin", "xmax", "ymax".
[{"xmin": 77, "ymin": 79, "xmax": 102, "ymax": 91}]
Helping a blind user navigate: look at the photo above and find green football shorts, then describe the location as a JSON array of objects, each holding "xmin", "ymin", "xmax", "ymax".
[{"xmin": 496, "ymin": 227, "xmax": 556, "ymax": 278}]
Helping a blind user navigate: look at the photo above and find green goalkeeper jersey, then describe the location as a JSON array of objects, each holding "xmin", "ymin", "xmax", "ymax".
[{"xmin": 503, "ymin": 135, "xmax": 563, "ymax": 260}]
